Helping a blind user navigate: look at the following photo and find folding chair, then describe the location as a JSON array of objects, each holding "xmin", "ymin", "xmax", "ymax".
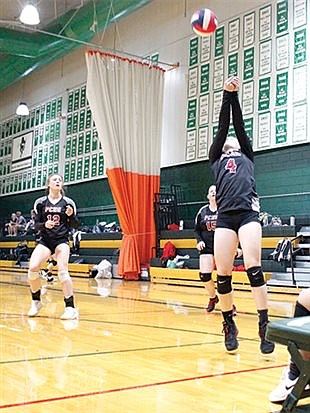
[{"xmin": 267, "ymin": 316, "xmax": 310, "ymax": 412}]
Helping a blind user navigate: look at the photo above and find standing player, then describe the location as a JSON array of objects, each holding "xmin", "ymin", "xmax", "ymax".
[
  {"xmin": 27, "ymin": 174, "xmax": 79, "ymax": 320},
  {"xmin": 194, "ymin": 185, "xmax": 219, "ymax": 312},
  {"xmin": 208, "ymin": 76, "xmax": 274, "ymax": 354},
  {"xmin": 194, "ymin": 184, "xmax": 239, "ymax": 313}
]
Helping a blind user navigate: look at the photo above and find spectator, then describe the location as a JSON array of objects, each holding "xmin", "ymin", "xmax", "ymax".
[
  {"xmin": 16, "ymin": 211, "xmax": 27, "ymax": 235},
  {"xmin": 25, "ymin": 210, "xmax": 36, "ymax": 235},
  {"xmin": 6, "ymin": 213, "xmax": 18, "ymax": 236}
]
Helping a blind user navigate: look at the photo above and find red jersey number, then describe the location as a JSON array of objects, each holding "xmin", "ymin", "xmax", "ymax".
[
  {"xmin": 46, "ymin": 214, "xmax": 60, "ymax": 226},
  {"xmin": 225, "ymin": 158, "xmax": 237, "ymax": 174},
  {"xmin": 206, "ymin": 221, "xmax": 216, "ymax": 232}
]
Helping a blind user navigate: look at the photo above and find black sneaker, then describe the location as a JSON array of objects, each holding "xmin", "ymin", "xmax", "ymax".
[
  {"xmin": 206, "ymin": 295, "xmax": 219, "ymax": 312},
  {"xmin": 46, "ymin": 272, "xmax": 54, "ymax": 283},
  {"xmin": 259, "ymin": 321, "xmax": 275, "ymax": 354},
  {"xmin": 40, "ymin": 269, "xmax": 48, "ymax": 280},
  {"xmin": 232, "ymin": 304, "xmax": 237, "ymax": 317},
  {"xmin": 222, "ymin": 321, "xmax": 239, "ymax": 352}
]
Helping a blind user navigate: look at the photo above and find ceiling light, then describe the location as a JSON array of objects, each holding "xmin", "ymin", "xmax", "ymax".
[
  {"xmin": 16, "ymin": 102, "xmax": 30, "ymax": 116},
  {"xmin": 19, "ymin": 4, "xmax": 40, "ymax": 25}
]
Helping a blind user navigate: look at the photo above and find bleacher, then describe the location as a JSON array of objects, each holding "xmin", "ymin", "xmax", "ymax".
[
  {"xmin": 150, "ymin": 226, "xmax": 297, "ymax": 289},
  {"xmin": 0, "ymin": 231, "xmax": 122, "ymax": 278},
  {"xmin": 150, "ymin": 187, "xmax": 305, "ymax": 289},
  {"xmin": 0, "ymin": 205, "xmax": 302, "ymax": 287}
]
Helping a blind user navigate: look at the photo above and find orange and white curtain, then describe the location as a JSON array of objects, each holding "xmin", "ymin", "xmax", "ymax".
[{"xmin": 86, "ymin": 51, "xmax": 165, "ymax": 280}]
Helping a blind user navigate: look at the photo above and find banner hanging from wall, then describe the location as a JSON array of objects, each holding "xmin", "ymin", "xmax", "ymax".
[{"xmin": 11, "ymin": 131, "xmax": 33, "ymax": 172}]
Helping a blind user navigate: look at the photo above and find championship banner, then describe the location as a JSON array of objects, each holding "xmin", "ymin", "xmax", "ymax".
[{"xmin": 11, "ymin": 131, "xmax": 33, "ymax": 172}]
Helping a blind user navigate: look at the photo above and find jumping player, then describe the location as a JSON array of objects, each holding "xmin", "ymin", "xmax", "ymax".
[
  {"xmin": 208, "ymin": 76, "xmax": 275, "ymax": 354},
  {"xmin": 27, "ymin": 174, "xmax": 79, "ymax": 320}
]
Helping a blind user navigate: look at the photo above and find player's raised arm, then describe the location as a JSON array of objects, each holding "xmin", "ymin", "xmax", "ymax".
[
  {"xmin": 209, "ymin": 77, "xmax": 236, "ymax": 163},
  {"xmin": 230, "ymin": 77, "xmax": 253, "ymax": 161}
]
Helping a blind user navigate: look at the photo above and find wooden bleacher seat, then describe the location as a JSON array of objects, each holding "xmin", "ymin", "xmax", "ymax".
[
  {"xmin": 0, "ymin": 232, "xmax": 122, "ymax": 277},
  {"xmin": 0, "ymin": 259, "xmax": 93, "ymax": 277},
  {"xmin": 78, "ymin": 232, "xmax": 122, "ymax": 265},
  {"xmin": 150, "ymin": 228, "xmax": 287, "ymax": 287},
  {"xmin": 266, "ymin": 317, "xmax": 310, "ymax": 412}
]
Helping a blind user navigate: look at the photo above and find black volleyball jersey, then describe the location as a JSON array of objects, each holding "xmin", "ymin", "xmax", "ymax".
[
  {"xmin": 34, "ymin": 196, "xmax": 79, "ymax": 240},
  {"xmin": 194, "ymin": 204, "xmax": 217, "ymax": 246},
  {"xmin": 209, "ymin": 90, "xmax": 260, "ymax": 213}
]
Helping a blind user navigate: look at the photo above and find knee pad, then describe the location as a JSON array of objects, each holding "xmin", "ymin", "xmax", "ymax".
[
  {"xmin": 294, "ymin": 301, "xmax": 310, "ymax": 317},
  {"xmin": 28, "ymin": 270, "xmax": 40, "ymax": 280},
  {"xmin": 58, "ymin": 270, "xmax": 71, "ymax": 283},
  {"xmin": 217, "ymin": 275, "xmax": 232, "ymax": 295},
  {"xmin": 199, "ymin": 272, "xmax": 212, "ymax": 282},
  {"xmin": 247, "ymin": 266, "xmax": 265, "ymax": 287}
]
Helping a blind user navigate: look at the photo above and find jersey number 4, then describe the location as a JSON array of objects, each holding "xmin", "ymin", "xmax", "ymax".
[{"xmin": 225, "ymin": 158, "xmax": 237, "ymax": 173}]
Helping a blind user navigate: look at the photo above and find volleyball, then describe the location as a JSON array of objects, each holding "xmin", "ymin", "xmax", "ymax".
[{"xmin": 191, "ymin": 8, "xmax": 218, "ymax": 36}]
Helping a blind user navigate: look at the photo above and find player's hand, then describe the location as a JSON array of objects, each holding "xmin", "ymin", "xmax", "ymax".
[
  {"xmin": 224, "ymin": 76, "xmax": 240, "ymax": 92},
  {"xmin": 196, "ymin": 241, "xmax": 205, "ymax": 251},
  {"xmin": 231, "ymin": 76, "xmax": 240, "ymax": 91},
  {"xmin": 65, "ymin": 205, "xmax": 73, "ymax": 216},
  {"xmin": 45, "ymin": 220, "xmax": 55, "ymax": 229}
]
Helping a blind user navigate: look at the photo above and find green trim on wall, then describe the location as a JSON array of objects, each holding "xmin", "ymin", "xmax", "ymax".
[{"xmin": 1, "ymin": 143, "xmax": 310, "ymax": 227}]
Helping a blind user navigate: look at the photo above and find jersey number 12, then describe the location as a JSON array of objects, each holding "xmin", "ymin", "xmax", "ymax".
[{"xmin": 46, "ymin": 214, "xmax": 60, "ymax": 226}]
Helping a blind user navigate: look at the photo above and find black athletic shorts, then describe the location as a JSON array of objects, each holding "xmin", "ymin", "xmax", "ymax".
[
  {"xmin": 216, "ymin": 210, "xmax": 260, "ymax": 234},
  {"xmin": 199, "ymin": 245, "xmax": 214, "ymax": 255},
  {"xmin": 39, "ymin": 238, "xmax": 69, "ymax": 254}
]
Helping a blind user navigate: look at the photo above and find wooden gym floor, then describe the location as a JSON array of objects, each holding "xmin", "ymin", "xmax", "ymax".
[{"xmin": 0, "ymin": 271, "xmax": 309, "ymax": 413}]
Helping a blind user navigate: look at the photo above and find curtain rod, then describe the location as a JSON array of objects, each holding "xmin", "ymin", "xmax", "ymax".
[{"xmin": 0, "ymin": 20, "xmax": 180, "ymax": 70}]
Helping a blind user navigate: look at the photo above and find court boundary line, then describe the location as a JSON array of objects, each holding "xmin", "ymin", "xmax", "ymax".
[
  {"xmin": 0, "ymin": 364, "xmax": 288, "ymax": 409},
  {"xmin": 0, "ymin": 339, "xmax": 233, "ymax": 365}
]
